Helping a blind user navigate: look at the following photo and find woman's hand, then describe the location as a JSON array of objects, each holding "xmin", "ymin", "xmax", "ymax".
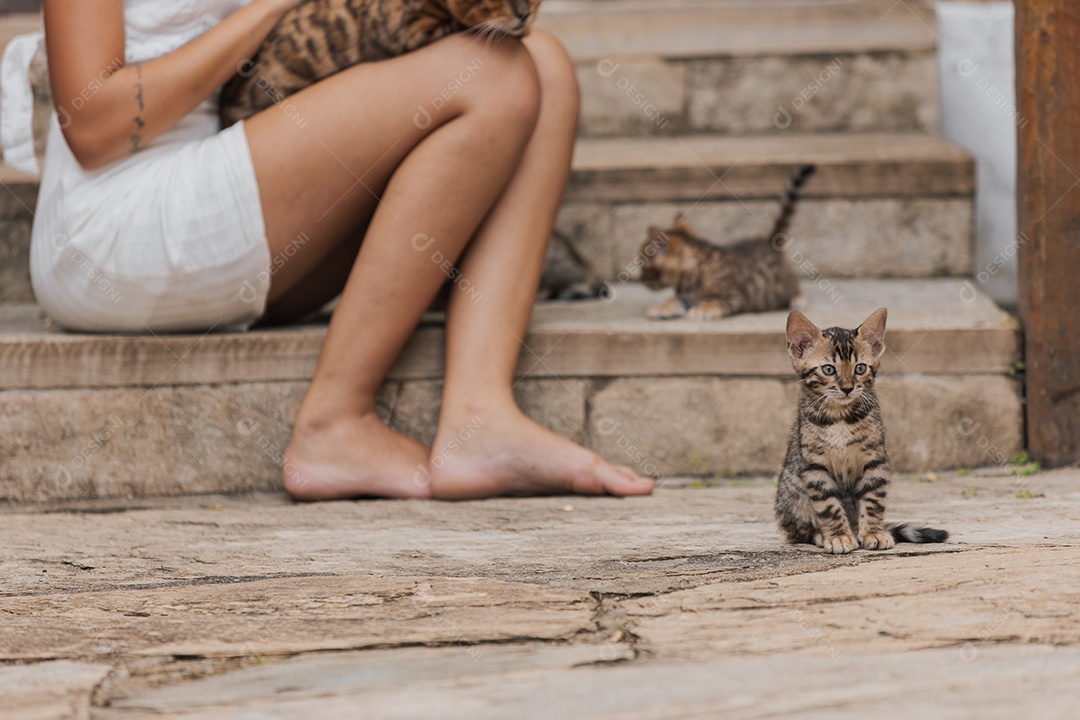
[{"xmin": 43, "ymin": 0, "xmax": 293, "ymax": 170}]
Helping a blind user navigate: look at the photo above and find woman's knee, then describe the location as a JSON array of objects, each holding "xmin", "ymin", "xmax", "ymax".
[
  {"xmin": 435, "ymin": 34, "xmax": 541, "ymax": 128},
  {"xmin": 523, "ymin": 30, "xmax": 580, "ymax": 122}
]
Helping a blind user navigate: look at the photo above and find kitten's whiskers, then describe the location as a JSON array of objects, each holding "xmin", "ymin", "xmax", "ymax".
[{"xmin": 465, "ymin": 18, "xmax": 511, "ymax": 49}]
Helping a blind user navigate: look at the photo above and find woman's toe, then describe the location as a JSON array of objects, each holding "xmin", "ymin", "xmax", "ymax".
[{"xmin": 596, "ymin": 463, "xmax": 654, "ymax": 496}]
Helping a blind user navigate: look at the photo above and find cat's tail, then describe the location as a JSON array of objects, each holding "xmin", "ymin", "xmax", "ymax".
[
  {"xmin": 887, "ymin": 522, "xmax": 949, "ymax": 544},
  {"xmin": 770, "ymin": 164, "xmax": 816, "ymax": 242}
]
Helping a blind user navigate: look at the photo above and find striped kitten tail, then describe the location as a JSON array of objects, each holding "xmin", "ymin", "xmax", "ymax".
[
  {"xmin": 770, "ymin": 164, "xmax": 816, "ymax": 241},
  {"xmin": 887, "ymin": 523, "xmax": 949, "ymax": 544}
]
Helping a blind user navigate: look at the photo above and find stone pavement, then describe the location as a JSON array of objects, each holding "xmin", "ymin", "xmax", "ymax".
[{"xmin": 2, "ymin": 466, "xmax": 1079, "ymax": 718}]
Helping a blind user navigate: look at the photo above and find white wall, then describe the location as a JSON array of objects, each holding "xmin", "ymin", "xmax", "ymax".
[{"xmin": 937, "ymin": 1, "xmax": 1020, "ymax": 306}]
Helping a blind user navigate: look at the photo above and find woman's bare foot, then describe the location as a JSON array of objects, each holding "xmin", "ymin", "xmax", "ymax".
[
  {"xmin": 282, "ymin": 411, "xmax": 433, "ymax": 500},
  {"xmin": 428, "ymin": 403, "xmax": 655, "ymax": 499}
]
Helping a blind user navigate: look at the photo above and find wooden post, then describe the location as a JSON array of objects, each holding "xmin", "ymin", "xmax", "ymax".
[{"xmin": 1016, "ymin": 0, "xmax": 1080, "ymax": 466}]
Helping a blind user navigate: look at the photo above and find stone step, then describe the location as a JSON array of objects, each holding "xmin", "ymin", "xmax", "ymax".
[
  {"xmin": 0, "ymin": 278, "xmax": 1021, "ymax": 502},
  {"xmin": 0, "ymin": 132, "xmax": 975, "ymax": 304},
  {"xmin": 540, "ymin": 0, "xmax": 938, "ymax": 60},
  {"xmin": 535, "ymin": 0, "xmax": 939, "ymax": 137},
  {"xmin": 559, "ymin": 132, "xmax": 974, "ymax": 283}
]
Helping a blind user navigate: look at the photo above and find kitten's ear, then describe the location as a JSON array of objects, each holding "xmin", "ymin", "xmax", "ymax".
[
  {"xmin": 786, "ymin": 311, "xmax": 822, "ymax": 359},
  {"xmin": 858, "ymin": 308, "xmax": 888, "ymax": 359},
  {"xmin": 673, "ymin": 215, "xmax": 694, "ymax": 234}
]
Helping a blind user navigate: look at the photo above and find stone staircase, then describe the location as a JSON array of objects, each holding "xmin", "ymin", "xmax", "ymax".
[{"xmin": 0, "ymin": 0, "xmax": 1023, "ymax": 502}]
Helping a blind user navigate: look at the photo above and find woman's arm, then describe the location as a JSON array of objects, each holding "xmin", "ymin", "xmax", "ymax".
[{"xmin": 44, "ymin": 0, "xmax": 294, "ymax": 170}]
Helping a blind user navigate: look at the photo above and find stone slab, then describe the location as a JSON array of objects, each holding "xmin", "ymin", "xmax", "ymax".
[
  {"xmin": 537, "ymin": 0, "xmax": 938, "ymax": 60},
  {"xmin": 587, "ymin": 373, "xmax": 1023, "ymax": 475},
  {"xmin": 103, "ymin": 643, "xmax": 635, "ymax": 717},
  {"xmin": 5, "ymin": 471, "xmax": 1073, "ymax": 607},
  {"xmin": 98, "ymin": 645, "xmax": 1080, "ymax": 719},
  {"xmin": 0, "ymin": 381, "xmax": 311, "ymax": 502},
  {"xmin": 0, "ymin": 487, "xmax": 856, "ymax": 603},
  {"xmin": 621, "ymin": 546, "xmax": 1080, "ymax": 664},
  {"xmin": 576, "ymin": 57, "xmax": 686, "ymax": 138},
  {"xmin": 392, "ymin": 378, "xmax": 590, "ymax": 446},
  {"xmin": 576, "ymin": 51, "xmax": 938, "ymax": 139},
  {"xmin": 0, "ymin": 362, "xmax": 1020, "ymax": 503},
  {"xmin": 0, "ymin": 377, "xmax": 592, "ymax": 502},
  {"xmin": 0, "ymin": 468, "xmax": 1077, "ymax": 716},
  {"xmin": 608, "ymin": 197, "xmax": 974, "ymax": 279},
  {"xmin": 0, "ymin": 280, "xmax": 1018, "ymax": 392},
  {"xmin": 0, "ymin": 660, "xmax": 111, "ymax": 720},
  {"xmin": 879, "ymin": 374, "xmax": 1025, "ymax": 472},
  {"xmin": 685, "ymin": 52, "xmax": 938, "ymax": 135},
  {"xmin": 0, "ymin": 575, "xmax": 594, "ymax": 662},
  {"xmin": 568, "ymin": 133, "xmax": 974, "ymax": 203}
]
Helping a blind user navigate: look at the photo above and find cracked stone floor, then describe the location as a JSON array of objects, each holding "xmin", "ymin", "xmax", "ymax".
[{"xmin": 2, "ymin": 467, "xmax": 1080, "ymax": 718}]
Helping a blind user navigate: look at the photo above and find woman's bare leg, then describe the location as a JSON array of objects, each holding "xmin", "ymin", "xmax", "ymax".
[
  {"xmin": 245, "ymin": 35, "xmax": 541, "ymax": 499},
  {"xmin": 429, "ymin": 32, "xmax": 653, "ymax": 498},
  {"xmin": 248, "ymin": 31, "xmax": 651, "ymax": 500}
]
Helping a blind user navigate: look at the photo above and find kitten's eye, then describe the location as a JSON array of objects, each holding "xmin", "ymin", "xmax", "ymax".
[
  {"xmin": 855, "ymin": 363, "xmax": 868, "ymax": 375},
  {"xmin": 821, "ymin": 365, "xmax": 836, "ymax": 376}
]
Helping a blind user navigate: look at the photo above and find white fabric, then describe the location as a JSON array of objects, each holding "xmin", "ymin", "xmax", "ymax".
[
  {"xmin": 0, "ymin": 31, "xmax": 44, "ymax": 175},
  {"xmin": 26, "ymin": 0, "xmax": 273, "ymax": 333},
  {"xmin": 124, "ymin": 0, "xmax": 251, "ymax": 64}
]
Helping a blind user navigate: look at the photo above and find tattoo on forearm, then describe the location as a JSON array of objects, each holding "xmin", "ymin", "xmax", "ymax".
[{"xmin": 131, "ymin": 63, "xmax": 146, "ymax": 153}]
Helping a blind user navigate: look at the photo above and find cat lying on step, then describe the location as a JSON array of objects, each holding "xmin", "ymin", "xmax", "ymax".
[
  {"xmin": 776, "ymin": 308, "xmax": 949, "ymax": 554},
  {"xmin": 637, "ymin": 165, "xmax": 814, "ymax": 321}
]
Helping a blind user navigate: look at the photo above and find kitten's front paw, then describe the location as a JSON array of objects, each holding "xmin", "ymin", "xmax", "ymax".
[
  {"xmin": 686, "ymin": 302, "xmax": 726, "ymax": 320},
  {"xmin": 646, "ymin": 298, "xmax": 686, "ymax": 320},
  {"xmin": 859, "ymin": 530, "xmax": 896, "ymax": 551},
  {"xmin": 820, "ymin": 533, "xmax": 858, "ymax": 554}
]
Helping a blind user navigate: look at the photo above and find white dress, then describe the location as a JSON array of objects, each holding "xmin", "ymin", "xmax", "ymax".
[{"xmin": 5, "ymin": 0, "xmax": 271, "ymax": 333}]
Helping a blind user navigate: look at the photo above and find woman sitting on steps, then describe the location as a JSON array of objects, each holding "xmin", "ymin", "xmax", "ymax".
[{"xmin": 20, "ymin": 0, "xmax": 653, "ymax": 500}]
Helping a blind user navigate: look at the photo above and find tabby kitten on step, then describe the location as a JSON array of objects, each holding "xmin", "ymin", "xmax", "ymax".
[
  {"xmin": 776, "ymin": 309, "xmax": 949, "ymax": 554},
  {"xmin": 220, "ymin": 0, "xmax": 540, "ymax": 128},
  {"xmin": 638, "ymin": 164, "xmax": 814, "ymax": 321}
]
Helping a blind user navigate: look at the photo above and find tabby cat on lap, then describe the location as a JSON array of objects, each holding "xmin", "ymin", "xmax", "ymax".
[
  {"xmin": 220, "ymin": 0, "xmax": 540, "ymax": 128},
  {"xmin": 776, "ymin": 309, "xmax": 949, "ymax": 554},
  {"xmin": 638, "ymin": 164, "xmax": 814, "ymax": 321}
]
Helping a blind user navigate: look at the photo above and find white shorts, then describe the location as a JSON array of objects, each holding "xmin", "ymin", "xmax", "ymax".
[{"xmin": 29, "ymin": 103, "xmax": 271, "ymax": 333}]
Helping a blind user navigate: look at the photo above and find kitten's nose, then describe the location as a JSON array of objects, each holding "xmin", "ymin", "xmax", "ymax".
[
  {"xmin": 513, "ymin": 0, "xmax": 531, "ymax": 18},
  {"xmin": 840, "ymin": 385, "xmax": 854, "ymax": 395}
]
